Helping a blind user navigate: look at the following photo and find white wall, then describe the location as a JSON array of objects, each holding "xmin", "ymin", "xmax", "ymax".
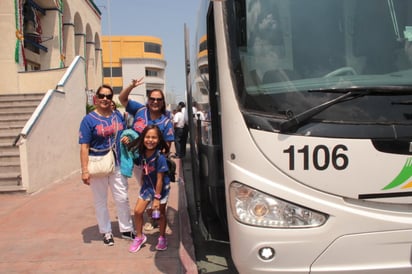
[{"xmin": 19, "ymin": 57, "xmax": 86, "ymax": 192}]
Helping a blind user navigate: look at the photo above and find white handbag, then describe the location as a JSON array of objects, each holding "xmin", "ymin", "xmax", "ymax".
[
  {"xmin": 86, "ymin": 113, "xmax": 118, "ymax": 177},
  {"xmin": 88, "ymin": 149, "xmax": 115, "ymax": 177}
]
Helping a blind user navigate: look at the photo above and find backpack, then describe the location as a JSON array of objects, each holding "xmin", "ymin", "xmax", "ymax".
[
  {"xmin": 155, "ymin": 152, "xmax": 176, "ymax": 182},
  {"xmin": 165, "ymin": 156, "xmax": 177, "ymax": 182}
]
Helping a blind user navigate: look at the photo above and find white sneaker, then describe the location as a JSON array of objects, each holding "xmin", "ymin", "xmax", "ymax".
[{"xmin": 103, "ymin": 232, "xmax": 114, "ymax": 246}]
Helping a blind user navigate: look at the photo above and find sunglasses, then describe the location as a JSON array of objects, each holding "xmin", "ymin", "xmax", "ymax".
[
  {"xmin": 149, "ymin": 97, "xmax": 164, "ymax": 102},
  {"xmin": 96, "ymin": 93, "xmax": 113, "ymax": 100}
]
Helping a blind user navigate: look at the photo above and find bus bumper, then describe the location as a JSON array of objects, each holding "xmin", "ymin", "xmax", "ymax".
[{"xmin": 230, "ymin": 226, "xmax": 412, "ymax": 273}]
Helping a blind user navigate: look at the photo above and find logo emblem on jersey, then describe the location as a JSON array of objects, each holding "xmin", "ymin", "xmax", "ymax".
[
  {"xmin": 382, "ymin": 157, "xmax": 412, "ymax": 190},
  {"xmin": 134, "ymin": 118, "xmax": 146, "ymax": 133},
  {"xmin": 166, "ymin": 127, "xmax": 174, "ymax": 137}
]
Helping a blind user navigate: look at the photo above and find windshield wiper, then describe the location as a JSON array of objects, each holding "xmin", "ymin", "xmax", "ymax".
[
  {"xmin": 392, "ymin": 101, "xmax": 412, "ymax": 105},
  {"xmin": 278, "ymin": 85, "xmax": 412, "ymax": 133}
]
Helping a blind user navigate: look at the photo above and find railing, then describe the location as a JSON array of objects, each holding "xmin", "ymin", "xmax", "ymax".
[
  {"xmin": 13, "ymin": 56, "xmax": 85, "ymax": 146},
  {"xmin": 13, "ymin": 55, "xmax": 87, "ymax": 192}
]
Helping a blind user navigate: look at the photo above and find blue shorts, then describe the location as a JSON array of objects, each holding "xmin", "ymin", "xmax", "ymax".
[{"xmin": 139, "ymin": 184, "xmax": 170, "ymax": 204}]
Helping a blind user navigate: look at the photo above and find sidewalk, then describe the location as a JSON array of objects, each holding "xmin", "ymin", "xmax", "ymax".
[{"xmin": 0, "ymin": 168, "xmax": 197, "ymax": 274}]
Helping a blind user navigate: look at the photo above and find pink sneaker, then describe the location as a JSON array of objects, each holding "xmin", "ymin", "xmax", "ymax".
[
  {"xmin": 129, "ymin": 234, "xmax": 147, "ymax": 253},
  {"xmin": 156, "ymin": 236, "xmax": 167, "ymax": 251}
]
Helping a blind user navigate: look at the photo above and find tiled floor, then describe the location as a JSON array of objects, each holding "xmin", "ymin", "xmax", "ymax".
[{"xmin": 0, "ymin": 170, "xmax": 197, "ymax": 274}]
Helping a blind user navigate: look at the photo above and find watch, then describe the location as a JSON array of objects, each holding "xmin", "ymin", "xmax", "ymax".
[{"xmin": 154, "ymin": 193, "xmax": 161, "ymax": 200}]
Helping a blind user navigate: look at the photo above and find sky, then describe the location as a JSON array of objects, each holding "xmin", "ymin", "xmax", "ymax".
[{"xmin": 94, "ymin": 0, "xmax": 201, "ymax": 102}]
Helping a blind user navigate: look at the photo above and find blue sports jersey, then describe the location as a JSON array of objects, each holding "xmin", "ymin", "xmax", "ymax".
[
  {"xmin": 79, "ymin": 110, "xmax": 125, "ymax": 164},
  {"xmin": 137, "ymin": 150, "xmax": 171, "ymax": 200},
  {"xmin": 126, "ymin": 100, "xmax": 174, "ymax": 142}
]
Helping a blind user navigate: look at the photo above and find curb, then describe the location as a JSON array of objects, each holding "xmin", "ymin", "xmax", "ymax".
[{"xmin": 178, "ymin": 180, "xmax": 198, "ymax": 273}]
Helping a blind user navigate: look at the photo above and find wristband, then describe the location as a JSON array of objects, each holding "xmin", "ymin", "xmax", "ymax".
[{"xmin": 154, "ymin": 193, "xmax": 161, "ymax": 200}]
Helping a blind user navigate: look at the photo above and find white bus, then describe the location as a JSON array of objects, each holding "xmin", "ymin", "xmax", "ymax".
[{"xmin": 185, "ymin": 0, "xmax": 412, "ymax": 273}]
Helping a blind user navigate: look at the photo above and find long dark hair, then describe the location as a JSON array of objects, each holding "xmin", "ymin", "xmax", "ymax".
[{"xmin": 128, "ymin": 124, "xmax": 170, "ymax": 155}]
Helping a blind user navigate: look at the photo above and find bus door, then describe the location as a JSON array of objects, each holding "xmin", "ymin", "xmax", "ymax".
[{"xmin": 185, "ymin": 5, "xmax": 228, "ymax": 239}]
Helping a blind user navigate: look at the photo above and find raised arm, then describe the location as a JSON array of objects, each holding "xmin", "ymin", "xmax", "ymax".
[{"xmin": 119, "ymin": 77, "xmax": 144, "ymax": 107}]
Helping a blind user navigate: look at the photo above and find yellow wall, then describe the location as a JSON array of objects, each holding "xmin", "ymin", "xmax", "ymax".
[
  {"xmin": 102, "ymin": 36, "xmax": 164, "ymax": 62},
  {"xmin": 102, "ymin": 36, "xmax": 164, "ymax": 92}
]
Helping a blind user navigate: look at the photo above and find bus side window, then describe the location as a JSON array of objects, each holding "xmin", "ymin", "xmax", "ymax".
[{"xmin": 353, "ymin": 1, "xmax": 401, "ymax": 74}]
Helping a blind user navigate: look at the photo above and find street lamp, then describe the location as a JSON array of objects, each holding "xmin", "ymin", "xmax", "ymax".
[
  {"xmin": 107, "ymin": 0, "xmax": 113, "ymax": 86},
  {"xmin": 97, "ymin": 1, "xmax": 113, "ymax": 87}
]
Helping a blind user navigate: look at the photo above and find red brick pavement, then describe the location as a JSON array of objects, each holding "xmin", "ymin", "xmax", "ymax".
[{"xmin": 0, "ymin": 170, "xmax": 197, "ymax": 274}]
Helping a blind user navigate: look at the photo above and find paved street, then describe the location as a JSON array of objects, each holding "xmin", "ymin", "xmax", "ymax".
[
  {"xmin": 0, "ymin": 173, "xmax": 197, "ymax": 273},
  {"xmin": 0, "ymin": 143, "xmax": 240, "ymax": 274}
]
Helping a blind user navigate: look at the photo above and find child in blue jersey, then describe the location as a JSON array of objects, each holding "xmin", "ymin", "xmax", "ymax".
[
  {"xmin": 128, "ymin": 125, "xmax": 171, "ymax": 252},
  {"xmin": 119, "ymin": 78, "xmax": 175, "ymax": 230}
]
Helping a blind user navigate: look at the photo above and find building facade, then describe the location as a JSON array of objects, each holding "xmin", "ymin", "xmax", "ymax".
[
  {"xmin": 0, "ymin": 0, "xmax": 103, "ymax": 94},
  {"xmin": 102, "ymin": 35, "xmax": 167, "ymax": 104},
  {"xmin": 0, "ymin": 0, "xmax": 102, "ymax": 192}
]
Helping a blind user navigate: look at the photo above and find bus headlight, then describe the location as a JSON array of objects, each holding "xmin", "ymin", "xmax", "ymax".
[{"xmin": 229, "ymin": 182, "xmax": 328, "ymax": 228}]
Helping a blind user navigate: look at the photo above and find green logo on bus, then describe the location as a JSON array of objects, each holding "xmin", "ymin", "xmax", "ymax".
[{"xmin": 383, "ymin": 158, "xmax": 412, "ymax": 190}]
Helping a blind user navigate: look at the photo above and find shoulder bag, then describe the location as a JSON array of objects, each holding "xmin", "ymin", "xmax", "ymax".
[
  {"xmin": 88, "ymin": 148, "xmax": 115, "ymax": 177},
  {"xmin": 87, "ymin": 113, "xmax": 118, "ymax": 177}
]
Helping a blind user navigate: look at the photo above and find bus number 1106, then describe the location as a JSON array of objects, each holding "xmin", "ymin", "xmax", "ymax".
[{"xmin": 283, "ymin": 144, "xmax": 349, "ymax": 171}]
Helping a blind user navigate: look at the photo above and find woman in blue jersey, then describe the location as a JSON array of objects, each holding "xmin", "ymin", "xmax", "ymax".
[
  {"xmin": 79, "ymin": 85, "xmax": 135, "ymax": 246},
  {"xmin": 119, "ymin": 78, "xmax": 175, "ymax": 230},
  {"xmin": 119, "ymin": 78, "xmax": 174, "ymax": 147}
]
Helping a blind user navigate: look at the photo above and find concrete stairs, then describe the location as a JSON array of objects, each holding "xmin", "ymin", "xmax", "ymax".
[{"xmin": 0, "ymin": 93, "xmax": 43, "ymax": 192}]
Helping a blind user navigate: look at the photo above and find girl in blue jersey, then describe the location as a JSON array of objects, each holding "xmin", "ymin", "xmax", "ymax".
[
  {"xmin": 79, "ymin": 85, "xmax": 135, "ymax": 246},
  {"xmin": 128, "ymin": 125, "xmax": 171, "ymax": 252},
  {"xmin": 119, "ymin": 78, "xmax": 175, "ymax": 230}
]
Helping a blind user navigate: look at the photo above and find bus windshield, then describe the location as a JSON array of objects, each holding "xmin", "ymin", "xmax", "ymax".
[{"xmin": 232, "ymin": 0, "xmax": 412, "ymax": 128}]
